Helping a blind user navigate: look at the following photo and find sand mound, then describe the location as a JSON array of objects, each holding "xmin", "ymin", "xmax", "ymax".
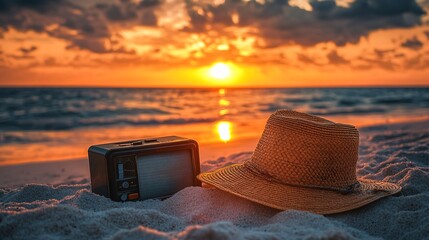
[{"xmin": 1, "ymin": 121, "xmax": 428, "ymax": 239}]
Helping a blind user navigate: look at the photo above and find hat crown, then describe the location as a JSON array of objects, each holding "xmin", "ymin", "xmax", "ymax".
[{"xmin": 246, "ymin": 110, "xmax": 359, "ymax": 191}]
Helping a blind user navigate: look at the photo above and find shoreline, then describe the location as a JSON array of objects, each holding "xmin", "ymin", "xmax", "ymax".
[
  {"xmin": 2, "ymin": 116, "xmax": 429, "ymax": 167},
  {"xmin": 1, "ymin": 118, "xmax": 428, "ymax": 188}
]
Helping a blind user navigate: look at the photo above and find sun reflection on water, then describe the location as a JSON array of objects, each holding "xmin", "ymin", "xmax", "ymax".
[
  {"xmin": 219, "ymin": 109, "xmax": 229, "ymax": 116},
  {"xmin": 216, "ymin": 121, "xmax": 232, "ymax": 142},
  {"xmin": 219, "ymin": 99, "xmax": 230, "ymax": 106},
  {"xmin": 215, "ymin": 88, "xmax": 233, "ymax": 142}
]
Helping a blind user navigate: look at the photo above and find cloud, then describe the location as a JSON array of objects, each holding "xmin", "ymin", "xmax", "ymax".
[
  {"xmin": 95, "ymin": 0, "xmax": 160, "ymax": 23},
  {"xmin": 18, "ymin": 45, "xmax": 38, "ymax": 55},
  {"xmin": 0, "ymin": 0, "xmax": 113, "ymax": 53},
  {"xmin": 356, "ymin": 56, "xmax": 397, "ymax": 70},
  {"xmin": 141, "ymin": 11, "xmax": 158, "ymax": 26},
  {"xmin": 185, "ymin": 0, "xmax": 426, "ymax": 47},
  {"xmin": 296, "ymin": 53, "xmax": 322, "ymax": 66},
  {"xmin": 401, "ymin": 36, "xmax": 424, "ymax": 50},
  {"xmin": 0, "ymin": 0, "xmax": 67, "ymax": 14},
  {"xmin": 1, "ymin": 0, "xmax": 427, "ymax": 53},
  {"xmin": 327, "ymin": 50, "xmax": 349, "ymax": 65},
  {"xmin": 99, "ymin": 4, "xmax": 138, "ymax": 22},
  {"xmin": 0, "ymin": 0, "xmax": 427, "ymax": 71},
  {"xmin": 138, "ymin": 0, "xmax": 162, "ymax": 8},
  {"xmin": 6, "ymin": 54, "xmax": 35, "ymax": 60},
  {"xmin": 0, "ymin": 0, "xmax": 158, "ymax": 53},
  {"xmin": 0, "ymin": 0, "xmax": 71, "ymax": 33},
  {"xmin": 403, "ymin": 52, "xmax": 429, "ymax": 69},
  {"xmin": 374, "ymin": 49, "xmax": 395, "ymax": 58}
]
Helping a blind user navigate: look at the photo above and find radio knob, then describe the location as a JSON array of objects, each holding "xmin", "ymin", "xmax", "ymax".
[
  {"xmin": 120, "ymin": 193, "xmax": 127, "ymax": 201},
  {"xmin": 122, "ymin": 181, "xmax": 130, "ymax": 189}
]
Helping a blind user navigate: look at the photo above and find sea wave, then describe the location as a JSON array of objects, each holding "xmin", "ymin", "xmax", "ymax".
[
  {"xmin": 0, "ymin": 117, "xmax": 218, "ymax": 132},
  {"xmin": 0, "ymin": 88, "xmax": 428, "ymax": 132}
]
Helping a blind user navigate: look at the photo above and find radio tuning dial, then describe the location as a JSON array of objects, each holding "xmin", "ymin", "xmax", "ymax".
[
  {"xmin": 120, "ymin": 193, "xmax": 128, "ymax": 201},
  {"xmin": 122, "ymin": 181, "xmax": 130, "ymax": 189}
]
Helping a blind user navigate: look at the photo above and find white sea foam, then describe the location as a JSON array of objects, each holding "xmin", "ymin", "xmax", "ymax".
[{"xmin": 1, "ymin": 121, "xmax": 428, "ymax": 239}]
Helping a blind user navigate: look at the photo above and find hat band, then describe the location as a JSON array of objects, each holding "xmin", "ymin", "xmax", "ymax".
[{"xmin": 244, "ymin": 162, "xmax": 361, "ymax": 194}]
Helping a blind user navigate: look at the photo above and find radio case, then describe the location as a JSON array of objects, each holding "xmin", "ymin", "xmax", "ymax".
[{"xmin": 88, "ymin": 136, "xmax": 201, "ymax": 202}]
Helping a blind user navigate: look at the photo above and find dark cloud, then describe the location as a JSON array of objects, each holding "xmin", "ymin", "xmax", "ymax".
[
  {"xmin": 0, "ymin": 0, "xmax": 158, "ymax": 54},
  {"xmin": 65, "ymin": 38, "xmax": 135, "ymax": 54},
  {"xmin": 271, "ymin": 0, "xmax": 425, "ymax": 46},
  {"xmin": 403, "ymin": 53, "xmax": 429, "ymax": 70},
  {"xmin": 44, "ymin": 57, "xmax": 56, "ymax": 66},
  {"xmin": 183, "ymin": 8, "xmax": 207, "ymax": 32},
  {"xmin": 374, "ymin": 49, "xmax": 395, "ymax": 58},
  {"xmin": 356, "ymin": 56, "xmax": 397, "ymax": 70},
  {"xmin": 0, "ymin": 0, "xmax": 66, "ymax": 14},
  {"xmin": 141, "ymin": 11, "xmax": 158, "ymax": 26},
  {"xmin": 18, "ymin": 45, "xmax": 37, "ymax": 54},
  {"xmin": 329, "ymin": 0, "xmax": 425, "ymax": 17},
  {"xmin": 0, "ymin": 0, "xmax": 113, "ymax": 53},
  {"xmin": 97, "ymin": 3, "xmax": 138, "ymax": 21},
  {"xmin": 185, "ymin": 0, "xmax": 426, "ymax": 47},
  {"xmin": 297, "ymin": 53, "xmax": 321, "ymax": 66},
  {"xmin": 425, "ymin": 31, "xmax": 429, "ymax": 39},
  {"xmin": 6, "ymin": 54, "xmax": 34, "ymax": 60},
  {"xmin": 0, "ymin": 0, "xmax": 76, "ymax": 33},
  {"xmin": 0, "ymin": 0, "xmax": 427, "ymax": 59},
  {"xmin": 327, "ymin": 50, "xmax": 349, "ymax": 65},
  {"xmin": 138, "ymin": 0, "xmax": 162, "ymax": 8},
  {"xmin": 401, "ymin": 37, "xmax": 424, "ymax": 50},
  {"xmin": 394, "ymin": 53, "xmax": 406, "ymax": 58},
  {"xmin": 208, "ymin": 3, "xmax": 235, "ymax": 26}
]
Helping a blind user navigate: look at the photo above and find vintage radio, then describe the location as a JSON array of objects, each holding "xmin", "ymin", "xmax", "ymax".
[{"xmin": 88, "ymin": 136, "xmax": 201, "ymax": 202}]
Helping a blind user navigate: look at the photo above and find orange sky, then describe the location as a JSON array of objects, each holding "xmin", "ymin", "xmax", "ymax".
[{"xmin": 1, "ymin": 0, "xmax": 429, "ymax": 87}]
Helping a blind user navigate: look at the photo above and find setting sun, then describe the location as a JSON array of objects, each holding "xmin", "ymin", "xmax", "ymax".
[{"xmin": 209, "ymin": 63, "xmax": 231, "ymax": 80}]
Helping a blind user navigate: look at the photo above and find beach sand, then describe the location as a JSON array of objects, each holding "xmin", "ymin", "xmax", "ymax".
[{"xmin": 1, "ymin": 120, "xmax": 428, "ymax": 239}]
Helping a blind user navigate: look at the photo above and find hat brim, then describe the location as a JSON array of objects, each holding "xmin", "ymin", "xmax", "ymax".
[{"xmin": 197, "ymin": 164, "xmax": 401, "ymax": 215}]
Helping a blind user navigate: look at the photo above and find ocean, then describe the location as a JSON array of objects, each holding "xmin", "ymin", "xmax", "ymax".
[{"xmin": 1, "ymin": 88, "xmax": 428, "ymax": 165}]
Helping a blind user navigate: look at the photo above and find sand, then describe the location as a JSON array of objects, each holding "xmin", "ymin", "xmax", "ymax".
[{"xmin": 1, "ymin": 120, "xmax": 428, "ymax": 239}]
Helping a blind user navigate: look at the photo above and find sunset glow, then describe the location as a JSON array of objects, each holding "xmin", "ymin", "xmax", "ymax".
[{"xmin": 0, "ymin": 0, "xmax": 428, "ymax": 87}]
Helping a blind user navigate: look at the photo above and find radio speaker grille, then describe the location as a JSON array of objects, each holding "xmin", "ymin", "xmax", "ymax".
[{"xmin": 136, "ymin": 150, "xmax": 194, "ymax": 200}]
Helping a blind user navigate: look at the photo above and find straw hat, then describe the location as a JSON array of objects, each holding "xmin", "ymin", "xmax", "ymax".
[{"xmin": 198, "ymin": 110, "xmax": 401, "ymax": 214}]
